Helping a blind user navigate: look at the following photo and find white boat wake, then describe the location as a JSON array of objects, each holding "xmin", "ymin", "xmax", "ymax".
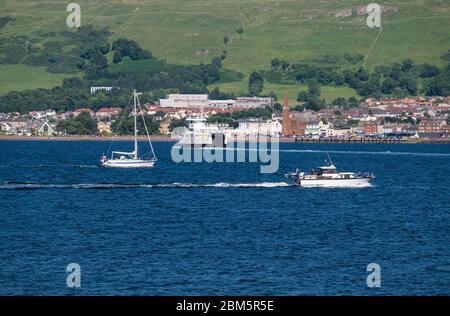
[{"xmin": 0, "ymin": 182, "xmax": 292, "ymax": 190}]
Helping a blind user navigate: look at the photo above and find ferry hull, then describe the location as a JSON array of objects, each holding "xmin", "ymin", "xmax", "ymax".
[
  {"xmin": 101, "ymin": 159, "xmax": 156, "ymax": 168},
  {"xmin": 298, "ymin": 177, "xmax": 373, "ymax": 188}
]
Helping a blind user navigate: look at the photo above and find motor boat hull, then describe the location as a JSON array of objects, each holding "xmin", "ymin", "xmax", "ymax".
[
  {"xmin": 297, "ymin": 177, "xmax": 373, "ymax": 188},
  {"xmin": 101, "ymin": 159, "xmax": 156, "ymax": 168}
]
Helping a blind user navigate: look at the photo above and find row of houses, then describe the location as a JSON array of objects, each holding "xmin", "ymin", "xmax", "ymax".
[{"xmin": 1, "ymin": 95, "xmax": 450, "ymax": 138}]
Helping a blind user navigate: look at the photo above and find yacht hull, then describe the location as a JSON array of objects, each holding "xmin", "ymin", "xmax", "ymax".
[
  {"xmin": 101, "ymin": 159, "xmax": 156, "ymax": 168},
  {"xmin": 298, "ymin": 177, "xmax": 373, "ymax": 188}
]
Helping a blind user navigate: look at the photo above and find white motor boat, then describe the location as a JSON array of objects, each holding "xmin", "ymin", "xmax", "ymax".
[
  {"xmin": 286, "ymin": 154, "xmax": 374, "ymax": 187},
  {"xmin": 100, "ymin": 90, "xmax": 157, "ymax": 168}
]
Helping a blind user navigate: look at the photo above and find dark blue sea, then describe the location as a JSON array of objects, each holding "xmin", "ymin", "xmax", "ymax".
[{"xmin": 0, "ymin": 140, "xmax": 449, "ymax": 295}]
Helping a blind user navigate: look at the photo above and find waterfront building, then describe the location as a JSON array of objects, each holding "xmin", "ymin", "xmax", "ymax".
[
  {"xmin": 305, "ymin": 120, "xmax": 332, "ymax": 137},
  {"xmin": 331, "ymin": 128, "xmax": 352, "ymax": 137},
  {"xmin": 363, "ymin": 122, "xmax": 383, "ymax": 136},
  {"xmin": 236, "ymin": 118, "xmax": 281, "ymax": 136}
]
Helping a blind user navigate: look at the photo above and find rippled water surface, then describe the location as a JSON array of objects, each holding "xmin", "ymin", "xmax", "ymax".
[{"xmin": 0, "ymin": 140, "xmax": 449, "ymax": 295}]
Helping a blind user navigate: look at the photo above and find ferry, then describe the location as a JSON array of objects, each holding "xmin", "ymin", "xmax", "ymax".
[
  {"xmin": 178, "ymin": 115, "xmax": 226, "ymax": 147},
  {"xmin": 286, "ymin": 154, "xmax": 374, "ymax": 187}
]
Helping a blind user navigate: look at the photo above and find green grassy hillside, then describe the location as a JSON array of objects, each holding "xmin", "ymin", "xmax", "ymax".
[{"xmin": 1, "ymin": 0, "xmax": 449, "ymax": 100}]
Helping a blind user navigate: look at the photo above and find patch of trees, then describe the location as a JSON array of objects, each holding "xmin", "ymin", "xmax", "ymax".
[
  {"xmin": 296, "ymin": 81, "xmax": 327, "ymax": 111},
  {"xmin": 0, "ymin": 36, "xmax": 30, "ymax": 64},
  {"xmin": 112, "ymin": 39, "xmax": 152, "ymax": 64},
  {"xmin": 425, "ymin": 64, "xmax": 450, "ymax": 96},
  {"xmin": 270, "ymin": 58, "xmax": 292, "ymax": 72},
  {"xmin": 110, "ymin": 62, "xmax": 219, "ymax": 93},
  {"xmin": 209, "ymin": 87, "xmax": 235, "ymax": 100},
  {"xmin": 248, "ymin": 71, "xmax": 264, "ymax": 96},
  {"xmin": 57, "ymin": 112, "xmax": 99, "ymax": 135},
  {"xmin": 169, "ymin": 118, "xmax": 188, "ymax": 131},
  {"xmin": 0, "ymin": 16, "xmax": 14, "ymax": 29},
  {"xmin": 110, "ymin": 114, "xmax": 160, "ymax": 135},
  {"xmin": 316, "ymin": 53, "xmax": 364, "ymax": 65},
  {"xmin": 211, "ymin": 56, "xmax": 223, "ymax": 68},
  {"xmin": 0, "ymin": 25, "xmax": 111, "ymax": 74}
]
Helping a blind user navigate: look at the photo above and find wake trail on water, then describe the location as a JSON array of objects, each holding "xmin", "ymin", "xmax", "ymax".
[
  {"xmin": 0, "ymin": 182, "xmax": 293, "ymax": 190},
  {"xmin": 0, "ymin": 164, "xmax": 99, "ymax": 169}
]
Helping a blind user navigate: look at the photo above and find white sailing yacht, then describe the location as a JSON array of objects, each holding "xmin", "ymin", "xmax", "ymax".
[{"xmin": 100, "ymin": 90, "xmax": 157, "ymax": 168}]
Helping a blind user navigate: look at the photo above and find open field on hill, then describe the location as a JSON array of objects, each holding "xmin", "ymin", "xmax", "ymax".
[{"xmin": 0, "ymin": 64, "xmax": 69, "ymax": 95}]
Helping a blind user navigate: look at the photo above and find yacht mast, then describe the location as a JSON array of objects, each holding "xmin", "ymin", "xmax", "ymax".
[{"xmin": 133, "ymin": 89, "xmax": 138, "ymax": 160}]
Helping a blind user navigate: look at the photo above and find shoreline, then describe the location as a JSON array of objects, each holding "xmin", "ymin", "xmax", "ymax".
[
  {"xmin": 1, "ymin": 135, "xmax": 450, "ymax": 144},
  {"xmin": 0, "ymin": 135, "xmax": 176, "ymax": 142}
]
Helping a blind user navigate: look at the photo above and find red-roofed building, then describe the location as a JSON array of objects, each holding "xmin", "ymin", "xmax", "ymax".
[
  {"xmin": 73, "ymin": 108, "xmax": 95, "ymax": 117},
  {"xmin": 418, "ymin": 119, "xmax": 446, "ymax": 133},
  {"xmin": 96, "ymin": 107, "xmax": 122, "ymax": 119}
]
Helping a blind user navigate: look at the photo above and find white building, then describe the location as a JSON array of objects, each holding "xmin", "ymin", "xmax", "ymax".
[
  {"xmin": 159, "ymin": 94, "xmax": 209, "ymax": 108},
  {"xmin": 0, "ymin": 122, "xmax": 11, "ymax": 133},
  {"xmin": 208, "ymin": 99, "xmax": 236, "ymax": 109},
  {"xmin": 305, "ymin": 120, "xmax": 333, "ymax": 137},
  {"xmin": 235, "ymin": 119, "xmax": 282, "ymax": 136},
  {"xmin": 90, "ymin": 86, "xmax": 113, "ymax": 94},
  {"xmin": 235, "ymin": 97, "xmax": 274, "ymax": 108},
  {"xmin": 331, "ymin": 127, "xmax": 352, "ymax": 137},
  {"xmin": 29, "ymin": 110, "xmax": 56, "ymax": 120}
]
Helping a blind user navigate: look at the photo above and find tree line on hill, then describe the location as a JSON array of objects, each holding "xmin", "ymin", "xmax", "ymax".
[{"xmin": 265, "ymin": 53, "xmax": 450, "ymax": 100}]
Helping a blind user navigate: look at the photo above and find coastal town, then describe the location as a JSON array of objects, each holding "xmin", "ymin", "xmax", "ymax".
[{"xmin": 1, "ymin": 90, "xmax": 450, "ymax": 143}]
